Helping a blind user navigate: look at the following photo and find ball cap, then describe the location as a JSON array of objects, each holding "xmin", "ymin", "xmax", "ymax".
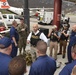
[{"xmin": 0, "ymin": 37, "xmax": 12, "ymax": 49}]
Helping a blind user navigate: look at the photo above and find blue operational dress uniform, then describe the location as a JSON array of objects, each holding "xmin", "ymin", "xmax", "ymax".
[
  {"xmin": 59, "ymin": 60, "xmax": 76, "ymax": 75},
  {"xmin": 67, "ymin": 31, "xmax": 76, "ymax": 63},
  {"xmin": 29, "ymin": 55, "xmax": 56, "ymax": 75},
  {"xmin": 0, "ymin": 37, "xmax": 12, "ymax": 75},
  {"xmin": 10, "ymin": 26, "xmax": 19, "ymax": 58},
  {"xmin": 0, "ymin": 53, "xmax": 12, "ymax": 75}
]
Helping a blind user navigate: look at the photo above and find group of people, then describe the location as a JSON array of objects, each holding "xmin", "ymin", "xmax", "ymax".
[
  {"xmin": 0, "ymin": 17, "xmax": 76, "ymax": 75},
  {"xmin": 0, "ymin": 36, "xmax": 56, "ymax": 75},
  {"xmin": 9, "ymin": 17, "xmax": 28, "ymax": 58},
  {"xmin": 0, "ymin": 36, "xmax": 26, "ymax": 75},
  {"xmin": 48, "ymin": 24, "xmax": 70, "ymax": 60},
  {"xmin": 0, "ymin": 17, "xmax": 27, "ymax": 75}
]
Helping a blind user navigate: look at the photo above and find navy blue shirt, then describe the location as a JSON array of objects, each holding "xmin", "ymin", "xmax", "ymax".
[
  {"xmin": 29, "ymin": 55, "xmax": 56, "ymax": 75},
  {"xmin": 0, "ymin": 52, "xmax": 12, "ymax": 75},
  {"xmin": 69, "ymin": 31, "xmax": 76, "ymax": 46},
  {"xmin": 59, "ymin": 60, "xmax": 76, "ymax": 75},
  {"xmin": 10, "ymin": 26, "xmax": 19, "ymax": 58},
  {"xmin": 10, "ymin": 26, "xmax": 19, "ymax": 43}
]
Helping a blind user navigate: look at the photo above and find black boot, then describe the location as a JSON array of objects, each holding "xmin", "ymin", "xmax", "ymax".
[{"xmin": 62, "ymin": 54, "xmax": 65, "ymax": 58}]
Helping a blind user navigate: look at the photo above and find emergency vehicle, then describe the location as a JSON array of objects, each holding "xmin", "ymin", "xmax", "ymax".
[{"xmin": 38, "ymin": 11, "xmax": 69, "ymax": 25}]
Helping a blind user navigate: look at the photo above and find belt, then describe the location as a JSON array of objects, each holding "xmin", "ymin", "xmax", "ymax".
[
  {"xmin": 50, "ymin": 40, "xmax": 58, "ymax": 42},
  {"xmin": 60, "ymin": 40, "xmax": 67, "ymax": 41}
]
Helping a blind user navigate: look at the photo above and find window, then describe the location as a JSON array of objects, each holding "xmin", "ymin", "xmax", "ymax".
[
  {"xmin": 3, "ymin": 15, "xmax": 7, "ymax": 19},
  {"xmin": 15, "ymin": 15, "xmax": 19, "ymax": 19},
  {"xmin": 9, "ymin": 15, "xmax": 13, "ymax": 19}
]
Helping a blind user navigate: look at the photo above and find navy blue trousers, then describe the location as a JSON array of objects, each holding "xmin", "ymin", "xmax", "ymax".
[
  {"xmin": 67, "ymin": 44, "xmax": 72, "ymax": 63},
  {"xmin": 10, "ymin": 43, "xmax": 18, "ymax": 58}
]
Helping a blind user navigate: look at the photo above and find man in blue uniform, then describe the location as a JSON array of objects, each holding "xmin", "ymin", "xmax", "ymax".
[
  {"xmin": 10, "ymin": 20, "xmax": 19, "ymax": 58},
  {"xmin": 29, "ymin": 40, "xmax": 56, "ymax": 75},
  {"xmin": 0, "ymin": 37, "xmax": 12, "ymax": 75},
  {"xmin": 59, "ymin": 42, "xmax": 76, "ymax": 75},
  {"xmin": 66, "ymin": 25, "xmax": 76, "ymax": 64}
]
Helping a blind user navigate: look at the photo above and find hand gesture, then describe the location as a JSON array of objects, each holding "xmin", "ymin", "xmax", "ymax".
[
  {"xmin": 27, "ymin": 40, "xmax": 30, "ymax": 44},
  {"xmin": 53, "ymin": 33, "xmax": 56, "ymax": 36}
]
